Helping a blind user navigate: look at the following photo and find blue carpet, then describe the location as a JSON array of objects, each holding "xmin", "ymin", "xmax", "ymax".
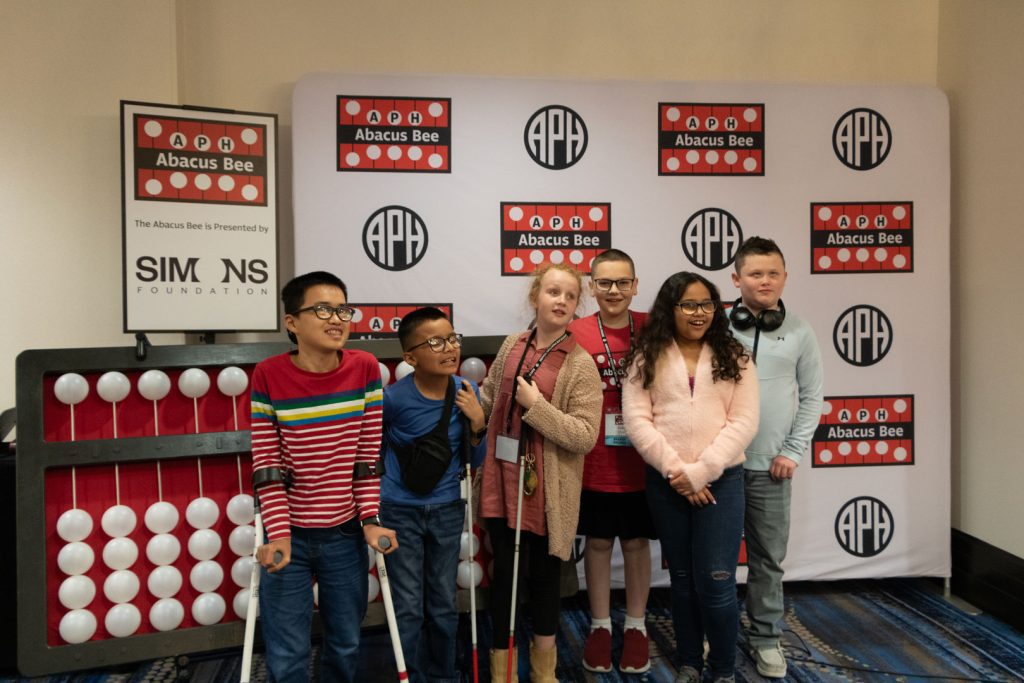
[{"xmin": 4, "ymin": 579, "xmax": 1023, "ymax": 682}]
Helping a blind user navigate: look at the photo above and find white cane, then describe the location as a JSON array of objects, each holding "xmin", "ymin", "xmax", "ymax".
[
  {"xmin": 505, "ymin": 453, "xmax": 527, "ymax": 683},
  {"xmin": 464, "ymin": 458, "xmax": 480, "ymax": 683},
  {"xmin": 376, "ymin": 536, "xmax": 409, "ymax": 681}
]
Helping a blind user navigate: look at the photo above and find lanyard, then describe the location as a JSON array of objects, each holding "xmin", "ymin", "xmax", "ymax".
[
  {"xmin": 597, "ymin": 312, "xmax": 634, "ymax": 410},
  {"xmin": 505, "ymin": 328, "xmax": 569, "ymax": 432}
]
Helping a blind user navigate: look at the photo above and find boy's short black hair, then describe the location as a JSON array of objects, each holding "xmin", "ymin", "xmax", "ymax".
[
  {"xmin": 590, "ymin": 248, "xmax": 635, "ymax": 275},
  {"xmin": 398, "ymin": 307, "xmax": 449, "ymax": 350},
  {"xmin": 281, "ymin": 271, "xmax": 348, "ymax": 344},
  {"xmin": 734, "ymin": 236, "xmax": 786, "ymax": 271}
]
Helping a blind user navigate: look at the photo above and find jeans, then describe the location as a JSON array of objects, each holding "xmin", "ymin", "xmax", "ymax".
[
  {"xmin": 381, "ymin": 500, "xmax": 464, "ymax": 683},
  {"xmin": 646, "ymin": 465, "xmax": 744, "ymax": 679},
  {"xmin": 743, "ymin": 470, "xmax": 792, "ymax": 647},
  {"xmin": 259, "ymin": 522, "xmax": 368, "ymax": 683}
]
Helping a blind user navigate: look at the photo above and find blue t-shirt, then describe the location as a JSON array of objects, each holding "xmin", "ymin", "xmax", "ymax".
[{"xmin": 380, "ymin": 373, "xmax": 486, "ymax": 506}]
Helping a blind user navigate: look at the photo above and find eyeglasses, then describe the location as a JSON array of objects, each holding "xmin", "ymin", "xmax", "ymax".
[
  {"xmin": 675, "ymin": 300, "xmax": 717, "ymax": 314},
  {"xmin": 293, "ymin": 304, "xmax": 356, "ymax": 322},
  {"xmin": 593, "ymin": 278, "xmax": 635, "ymax": 292},
  {"xmin": 406, "ymin": 333, "xmax": 464, "ymax": 353}
]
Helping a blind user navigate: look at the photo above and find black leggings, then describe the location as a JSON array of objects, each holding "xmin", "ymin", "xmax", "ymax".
[{"xmin": 486, "ymin": 518, "xmax": 562, "ymax": 642}]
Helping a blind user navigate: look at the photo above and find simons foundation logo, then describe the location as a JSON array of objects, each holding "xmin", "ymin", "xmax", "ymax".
[
  {"xmin": 833, "ymin": 305, "xmax": 893, "ymax": 367},
  {"xmin": 133, "ymin": 114, "xmax": 268, "ymax": 205},
  {"xmin": 363, "ymin": 206, "xmax": 428, "ymax": 271},
  {"xmin": 348, "ymin": 303, "xmax": 453, "ymax": 340},
  {"xmin": 500, "ymin": 202, "xmax": 610, "ymax": 276},
  {"xmin": 681, "ymin": 208, "xmax": 744, "ymax": 270},
  {"xmin": 524, "ymin": 106, "xmax": 588, "ymax": 170},
  {"xmin": 833, "ymin": 108, "xmax": 891, "ymax": 171},
  {"xmin": 337, "ymin": 95, "xmax": 451, "ymax": 172},
  {"xmin": 813, "ymin": 395, "xmax": 914, "ymax": 467},
  {"xmin": 835, "ymin": 496, "xmax": 894, "ymax": 557},
  {"xmin": 658, "ymin": 103, "xmax": 764, "ymax": 176},
  {"xmin": 811, "ymin": 202, "xmax": 913, "ymax": 274}
]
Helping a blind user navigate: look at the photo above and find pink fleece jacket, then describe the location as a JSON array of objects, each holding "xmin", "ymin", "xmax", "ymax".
[{"xmin": 622, "ymin": 341, "xmax": 759, "ymax": 491}]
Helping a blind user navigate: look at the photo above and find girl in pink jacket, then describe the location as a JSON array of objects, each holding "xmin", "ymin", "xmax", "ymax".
[{"xmin": 622, "ymin": 271, "xmax": 759, "ymax": 683}]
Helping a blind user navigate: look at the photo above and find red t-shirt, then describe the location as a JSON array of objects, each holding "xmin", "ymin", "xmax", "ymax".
[{"xmin": 568, "ymin": 312, "xmax": 647, "ymax": 492}]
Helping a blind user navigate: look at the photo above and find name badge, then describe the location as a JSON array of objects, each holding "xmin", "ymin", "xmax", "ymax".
[
  {"xmin": 604, "ymin": 410, "xmax": 632, "ymax": 447},
  {"xmin": 495, "ymin": 434, "xmax": 520, "ymax": 463}
]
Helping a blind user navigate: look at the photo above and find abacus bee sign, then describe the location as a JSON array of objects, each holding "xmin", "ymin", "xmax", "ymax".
[
  {"xmin": 659, "ymin": 103, "xmax": 764, "ymax": 176},
  {"xmin": 337, "ymin": 95, "xmax": 451, "ymax": 172},
  {"xmin": 811, "ymin": 202, "xmax": 913, "ymax": 274},
  {"xmin": 121, "ymin": 101, "xmax": 279, "ymax": 333},
  {"xmin": 349, "ymin": 303, "xmax": 453, "ymax": 340},
  {"xmin": 500, "ymin": 202, "xmax": 611, "ymax": 276},
  {"xmin": 813, "ymin": 395, "xmax": 915, "ymax": 467}
]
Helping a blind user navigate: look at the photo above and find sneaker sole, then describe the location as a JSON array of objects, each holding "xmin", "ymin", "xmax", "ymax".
[
  {"xmin": 755, "ymin": 662, "xmax": 787, "ymax": 678},
  {"xmin": 583, "ymin": 662, "xmax": 613, "ymax": 673},
  {"xmin": 619, "ymin": 662, "xmax": 652, "ymax": 674}
]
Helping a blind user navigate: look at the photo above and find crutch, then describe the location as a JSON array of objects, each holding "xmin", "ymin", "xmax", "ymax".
[
  {"xmin": 375, "ymin": 535, "xmax": 408, "ymax": 681},
  {"xmin": 461, "ymin": 415, "xmax": 480, "ymax": 683},
  {"xmin": 505, "ymin": 448, "xmax": 528, "ymax": 683},
  {"xmin": 241, "ymin": 468, "xmax": 287, "ymax": 683}
]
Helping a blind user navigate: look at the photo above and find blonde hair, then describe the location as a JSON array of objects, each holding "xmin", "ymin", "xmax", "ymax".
[{"xmin": 527, "ymin": 264, "xmax": 585, "ymax": 312}]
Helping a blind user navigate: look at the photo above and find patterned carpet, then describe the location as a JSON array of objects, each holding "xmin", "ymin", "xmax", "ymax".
[{"xmin": 5, "ymin": 578, "xmax": 1023, "ymax": 682}]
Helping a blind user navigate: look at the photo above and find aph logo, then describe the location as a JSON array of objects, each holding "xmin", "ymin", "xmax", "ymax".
[
  {"xmin": 134, "ymin": 115, "xmax": 268, "ymax": 205},
  {"xmin": 833, "ymin": 108, "xmax": 891, "ymax": 171},
  {"xmin": 833, "ymin": 305, "xmax": 892, "ymax": 366},
  {"xmin": 658, "ymin": 103, "xmax": 764, "ymax": 176},
  {"xmin": 348, "ymin": 303, "xmax": 453, "ymax": 340},
  {"xmin": 811, "ymin": 202, "xmax": 914, "ymax": 274},
  {"xmin": 524, "ymin": 105, "xmax": 588, "ymax": 170},
  {"xmin": 835, "ymin": 496, "xmax": 894, "ymax": 557},
  {"xmin": 500, "ymin": 202, "xmax": 610, "ymax": 276},
  {"xmin": 363, "ymin": 206, "xmax": 428, "ymax": 271},
  {"xmin": 337, "ymin": 95, "xmax": 451, "ymax": 172},
  {"xmin": 813, "ymin": 395, "xmax": 914, "ymax": 467},
  {"xmin": 681, "ymin": 208, "xmax": 743, "ymax": 270}
]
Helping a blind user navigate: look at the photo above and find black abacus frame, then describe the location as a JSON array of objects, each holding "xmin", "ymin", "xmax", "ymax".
[{"xmin": 15, "ymin": 337, "xmax": 504, "ymax": 676}]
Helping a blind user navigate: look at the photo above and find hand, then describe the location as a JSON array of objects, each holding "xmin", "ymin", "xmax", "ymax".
[
  {"xmin": 514, "ymin": 376, "xmax": 542, "ymax": 410},
  {"xmin": 456, "ymin": 379, "xmax": 486, "ymax": 433},
  {"xmin": 666, "ymin": 469, "xmax": 696, "ymax": 496},
  {"xmin": 364, "ymin": 524, "xmax": 398, "ymax": 554},
  {"xmin": 685, "ymin": 487, "xmax": 717, "ymax": 508},
  {"xmin": 769, "ymin": 455, "xmax": 798, "ymax": 481},
  {"xmin": 257, "ymin": 537, "xmax": 291, "ymax": 574}
]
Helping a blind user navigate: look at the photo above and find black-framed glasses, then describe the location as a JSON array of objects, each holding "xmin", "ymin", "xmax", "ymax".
[
  {"xmin": 406, "ymin": 333, "xmax": 464, "ymax": 353},
  {"xmin": 593, "ymin": 278, "xmax": 635, "ymax": 292},
  {"xmin": 293, "ymin": 304, "xmax": 356, "ymax": 322},
  {"xmin": 675, "ymin": 300, "xmax": 716, "ymax": 314}
]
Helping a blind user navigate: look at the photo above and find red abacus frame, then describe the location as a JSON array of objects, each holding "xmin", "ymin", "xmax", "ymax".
[{"xmin": 16, "ymin": 337, "xmax": 504, "ymax": 676}]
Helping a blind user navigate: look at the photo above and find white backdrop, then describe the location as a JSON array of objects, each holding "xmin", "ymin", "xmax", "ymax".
[{"xmin": 293, "ymin": 73, "xmax": 950, "ymax": 585}]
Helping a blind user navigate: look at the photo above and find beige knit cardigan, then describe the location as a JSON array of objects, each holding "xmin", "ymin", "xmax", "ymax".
[{"xmin": 480, "ymin": 332, "xmax": 603, "ymax": 561}]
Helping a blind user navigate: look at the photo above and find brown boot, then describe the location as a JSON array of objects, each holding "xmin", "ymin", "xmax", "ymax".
[
  {"xmin": 529, "ymin": 643, "xmax": 558, "ymax": 682},
  {"xmin": 490, "ymin": 647, "xmax": 519, "ymax": 683}
]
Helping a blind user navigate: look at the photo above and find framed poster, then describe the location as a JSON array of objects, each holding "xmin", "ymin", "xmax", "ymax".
[{"xmin": 121, "ymin": 101, "xmax": 279, "ymax": 332}]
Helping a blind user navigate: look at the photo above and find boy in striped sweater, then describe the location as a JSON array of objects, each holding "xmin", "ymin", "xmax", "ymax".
[{"xmin": 251, "ymin": 271, "xmax": 397, "ymax": 683}]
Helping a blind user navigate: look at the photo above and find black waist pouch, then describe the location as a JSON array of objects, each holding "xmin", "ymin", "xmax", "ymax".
[{"xmin": 390, "ymin": 377, "xmax": 456, "ymax": 496}]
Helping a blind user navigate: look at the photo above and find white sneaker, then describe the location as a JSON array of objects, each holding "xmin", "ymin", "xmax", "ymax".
[{"xmin": 754, "ymin": 643, "xmax": 787, "ymax": 678}]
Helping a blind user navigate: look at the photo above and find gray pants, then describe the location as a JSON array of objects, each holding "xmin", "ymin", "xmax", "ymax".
[{"xmin": 743, "ymin": 470, "xmax": 792, "ymax": 648}]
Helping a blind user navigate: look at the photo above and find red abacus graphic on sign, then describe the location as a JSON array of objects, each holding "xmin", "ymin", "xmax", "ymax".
[
  {"xmin": 658, "ymin": 103, "xmax": 764, "ymax": 176},
  {"xmin": 133, "ymin": 116, "xmax": 267, "ymax": 206},
  {"xmin": 500, "ymin": 202, "xmax": 611, "ymax": 276},
  {"xmin": 337, "ymin": 96, "xmax": 451, "ymax": 173},
  {"xmin": 812, "ymin": 395, "xmax": 914, "ymax": 467},
  {"xmin": 348, "ymin": 303, "xmax": 454, "ymax": 340},
  {"xmin": 811, "ymin": 202, "xmax": 914, "ymax": 274}
]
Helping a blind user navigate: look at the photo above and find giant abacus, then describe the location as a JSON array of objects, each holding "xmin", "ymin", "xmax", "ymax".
[{"xmin": 15, "ymin": 337, "xmax": 501, "ymax": 676}]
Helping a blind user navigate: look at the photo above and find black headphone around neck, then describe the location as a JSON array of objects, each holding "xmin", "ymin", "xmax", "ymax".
[{"xmin": 729, "ymin": 298, "xmax": 786, "ymax": 332}]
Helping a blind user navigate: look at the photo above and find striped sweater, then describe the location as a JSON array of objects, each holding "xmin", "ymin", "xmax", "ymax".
[{"xmin": 250, "ymin": 350, "xmax": 384, "ymax": 541}]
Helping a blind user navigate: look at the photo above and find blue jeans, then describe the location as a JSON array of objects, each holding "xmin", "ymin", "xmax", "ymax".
[
  {"xmin": 380, "ymin": 500, "xmax": 464, "ymax": 683},
  {"xmin": 743, "ymin": 470, "xmax": 792, "ymax": 648},
  {"xmin": 647, "ymin": 465, "xmax": 744, "ymax": 679},
  {"xmin": 259, "ymin": 522, "xmax": 368, "ymax": 683}
]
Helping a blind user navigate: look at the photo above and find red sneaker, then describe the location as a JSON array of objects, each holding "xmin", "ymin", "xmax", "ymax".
[
  {"xmin": 619, "ymin": 628, "xmax": 651, "ymax": 674},
  {"xmin": 582, "ymin": 627, "xmax": 612, "ymax": 673}
]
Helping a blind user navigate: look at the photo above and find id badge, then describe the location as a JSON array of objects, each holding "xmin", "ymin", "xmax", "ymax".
[
  {"xmin": 495, "ymin": 434, "xmax": 520, "ymax": 463},
  {"xmin": 604, "ymin": 409, "xmax": 632, "ymax": 447}
]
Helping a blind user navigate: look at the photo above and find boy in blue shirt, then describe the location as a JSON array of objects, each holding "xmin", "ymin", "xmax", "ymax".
[{"xmin": 379, "ymin": 307, "xmax": 487, "ymax": 683}]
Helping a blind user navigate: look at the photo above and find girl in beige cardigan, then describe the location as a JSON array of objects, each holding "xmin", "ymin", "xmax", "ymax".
[{"xmin": 479, "ymin": 264, "xmax": 602, "ymax": 682}]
